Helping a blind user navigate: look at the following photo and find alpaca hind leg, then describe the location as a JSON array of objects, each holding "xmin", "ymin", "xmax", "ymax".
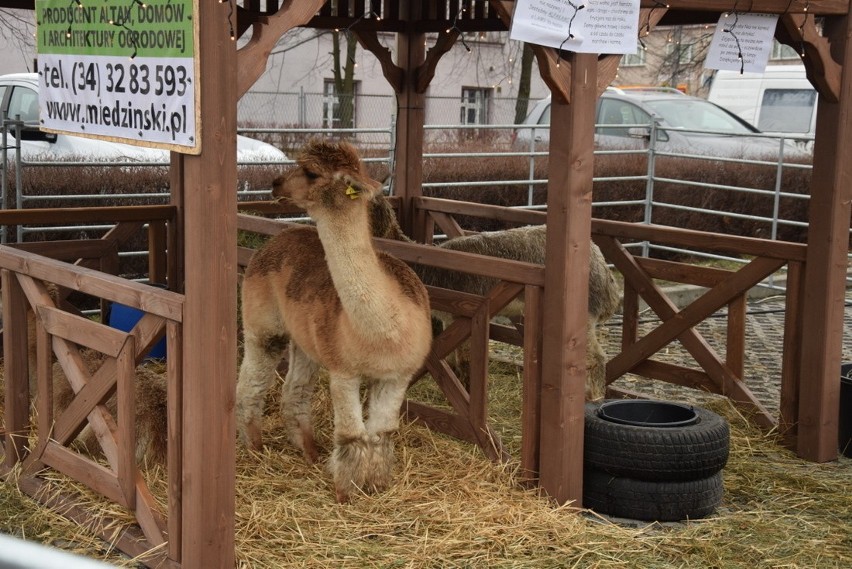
[
  {"xmin": 280, "ymin": 343, "xmax": 320, "ymax": 463},
  {"xmin": 585, "ymin": 323, "xmax": 607, "ymax": 401},
  {"xmin": 363, "ymin": 375, "xmax": 409, "ymax": 494},
  {"xmin": 326, "ymin": 373, "xmax": 369, "ymax": 503},
  {"xmin": 236, "ymin": 334, "xmax": 287, "ymax": 450}
]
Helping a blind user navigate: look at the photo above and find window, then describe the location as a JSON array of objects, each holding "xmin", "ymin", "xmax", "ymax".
[
  {"xmin": 665, "ymin": 43, "xmax": 693, "ymax": 65},
  {"xmin": 8, "ymin": 86, "xmax": 39, "ymax": 123},
  {"xmin": 322, "ymin": 79, "xmax": 359, "ymax": 129},
  {"xmin": 621, "ymin": 50, "xmax": 646, "ymax": 67},
  {"xmin": 771, "ymin": 41, "xmax": 800, "ymax": 61},
  {"xmin": 758, "ymin": 89, "xmax": 816, "ymax": 133},
  {"xmin": 597, "ymin": 99, "xmax": 651, "ymax": 137},
  {"xmin": 460, "ymin": 87, "xmax": 491, "ymax": 125}
]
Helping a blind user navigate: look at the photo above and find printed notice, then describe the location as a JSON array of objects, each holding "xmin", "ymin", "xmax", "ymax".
[
  {"xmin": 509, "ymin": 0, "xmax": 639, "ymax": 55},
  {"xmin": 35, "ymin": 0, "xmax": 198, "ymax": 152},
  {"xmin": 705, "ymin": 12, "xmax": 778, "ymax": 73}
]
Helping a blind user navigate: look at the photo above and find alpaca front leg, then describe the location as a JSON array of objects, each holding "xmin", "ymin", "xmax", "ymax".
[
  {"xmin": 236, "ymin": 335, "xmax": 286, "ymax": 451},
  {"xmin": 281, "ymin": 343, "xmax": 320, "ymax": 463},
  {"xmin": 585, "ymin": 322, "xmax": 607, "ymax": 401},
  {"xmin": 363, "ymin": 375, "xmax": 409, "ymax": 494},
  {"xmin": 327, "ymin": 373, "xmax": 369, "ymax": 503}
]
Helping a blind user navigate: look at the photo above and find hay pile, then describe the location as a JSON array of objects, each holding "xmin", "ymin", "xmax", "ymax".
[{"xmin": 1, "ymin": 354, "xmax": 851, "ymax": 568}]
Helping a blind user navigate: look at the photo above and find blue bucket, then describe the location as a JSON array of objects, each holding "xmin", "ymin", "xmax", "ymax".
[{"xmin": 108, "ymin": 286, "xmax": 167, "ymax": 360}]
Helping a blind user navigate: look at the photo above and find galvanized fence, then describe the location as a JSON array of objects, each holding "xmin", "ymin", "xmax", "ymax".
[{"xmin": 0, "ymin": 114, "xmax": 826, "ymax": 292}]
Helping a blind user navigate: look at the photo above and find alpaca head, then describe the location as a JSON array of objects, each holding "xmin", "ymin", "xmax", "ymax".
[{"xmin": 272, "ymin": 139, "xmax": 381, "ymax": 217}]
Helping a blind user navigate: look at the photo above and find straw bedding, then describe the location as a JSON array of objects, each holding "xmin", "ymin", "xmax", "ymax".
[{"xmin": 1, "ymin": 313, "xmax": 851, "ymax": 568}]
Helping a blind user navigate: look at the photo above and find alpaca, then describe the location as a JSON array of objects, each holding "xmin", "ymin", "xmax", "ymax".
[
  {"xmin": 236, "ymin": 140, "xmax": 433, "ymax": 502},
  {"xmin": 370, "ymin": 195, "xmax": 621, "ymax": 400}
]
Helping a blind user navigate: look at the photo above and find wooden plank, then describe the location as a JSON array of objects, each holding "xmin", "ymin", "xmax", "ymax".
[
  {"xmin": 37, "ymin": 305, "xmax": 128, "ymax": 357},
  {"xmin": 41, "ymin": 442, "xmax": 129, "ymax": 508},
  {"xmin": 167, "ymin": 320, "xmax": 183, "ymax": 562},
  {"xmin": 637, "ymin": 256, "xmax": 738, "ymax": 287},
  {"xmin": 0, "ymin": 205, "xmax": 174, "ymax": 226},
  {"xmin": 148, "ymin": 220, "xmax": 168, "ymax": 285},
  {"xmin": 468, "ymin": 297, "xmax": 495, "ymax": 460},
  {"xmin": 133, "ymin": 475, "xmax": 167, "ymax": 547},
  {"xmin": 521, "ymin": 284, "xmax": 543, "ymax": 482},
  {"xmin": 429, "ymin": 210, "xmax": 466, "ymax": 239},
  {"xmin": 179, "ymin": 3, "xmax": 238, "ymax": 567},
  {"xmin": 796, "ymin": 15, "xmax": 852, "ymax": 462},
  {"xmin": 726, "ymin": 295, "xmax": 747, "ymax": 379},
  {"xmin": 403, "ymin": 401, "xmax": 478, "ymax": 444},
  {"xmin": 593, "ymin": 218, "xmax": 808, "ymax": 262},
  {"xmin": 2, "ymin": 270, "xmax": 31, "ymax": 467},
  {"xmin": 416, "ymin": 196, "xmax": 546, "ymax": 226},
  {"xmin": 378, "ymin": 238, "xmax": 546, "ymax": 286},
  {"xmin": 538, "ymin": 53, "xmax": 598, "ymax": 506},
  {"xmin": 50, "ymin": 336, "xmax": 120, "ymax": 470},
  {"xmin": 657, "ymin": 0, "xmax": 846, "ymax": 16},
  {"xmin": 9, "ymin": 472, "xmax": 178, "ymax": 568},
  {"xmin": 10, "ymin": 240, "xmax": 117, "ymax": 262},
  {"xmin": 426, "ymin": 286, "xmax": 486, "ymax": 318},
  {"xmin": 116, "ymin": 339, "xmax": 136, "ymax": 510},
  {"xmin": 0, "ymin": 246, "xmax": 183, "ymax": 321},
  {"xmin": 780, "ymin": 260, "xmax": 804, "ymax": 441}
]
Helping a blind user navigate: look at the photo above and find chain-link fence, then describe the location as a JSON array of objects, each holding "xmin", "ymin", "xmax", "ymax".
[{"xmin": 238, "ymin": 91, "xmax": 535, "ymax": 145}]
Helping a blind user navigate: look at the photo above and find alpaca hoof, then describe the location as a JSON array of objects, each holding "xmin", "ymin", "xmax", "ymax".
[
  {"xmin": 243, "ymin": 420, "xmax": 264, "ymax": 452},
  {"xmin": 329, "ymin": 437, "xmax": 370, "ymax": 496},
  {"xmin": 364, "ymin": 433, "xmax": 395, "ymax": 493},
  {"xmin": 301, "ymin": 435, "xmax": 320, "ymax": 465}
]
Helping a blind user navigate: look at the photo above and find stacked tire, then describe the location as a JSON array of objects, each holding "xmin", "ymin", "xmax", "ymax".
[{"xmin": 583, "ymin": 400, "xmax": 730, "ymax": 522}]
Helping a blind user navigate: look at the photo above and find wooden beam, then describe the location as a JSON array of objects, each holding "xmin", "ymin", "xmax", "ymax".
[
  {"xmin": 236, "ymin": 0, "xmax": 327, "ymax": 97},
  {"xmin": 778, "ymin": 14, "xmax": 842, "ymax": 102},
  {"xmin": 176, "ymin": 2, "xmax": 238, "ymax": 567},
  {"xmin": 538, "ymin": 53, "xmax": 598, "ymax": 506},
  {"xmin": 795, "ymin": 14, "xmax": 852, "ymax": 462},
  {"xmin": 394, "ymin": 2, "xmax": 426, "ymax": 239}
]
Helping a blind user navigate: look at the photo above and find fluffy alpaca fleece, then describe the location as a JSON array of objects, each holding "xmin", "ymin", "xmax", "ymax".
[
  {"xmin": 369, "ymin": 194, "xmax": 621, "ymax": 400},
  {"xmin": 236, "ymin": 140, "xmax": 432, "ymax": 502}
]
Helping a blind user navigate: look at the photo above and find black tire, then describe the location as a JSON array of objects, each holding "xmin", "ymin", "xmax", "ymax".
[
  {"xmin": 584, "ymin": 401, "xmax": 730, "ymax": 482},
  {"xmin": 583, "ymin": 468, "xmax": 724, "ymax": 522}
]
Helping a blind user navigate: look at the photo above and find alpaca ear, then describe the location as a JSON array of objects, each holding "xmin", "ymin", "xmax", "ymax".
[{"xmin": 340, "ymin": 174, "xmax": 381, "ymax": 200}]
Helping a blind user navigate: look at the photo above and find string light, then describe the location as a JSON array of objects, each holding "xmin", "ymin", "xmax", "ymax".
[
  {"xmin": 446, "ymin": 8, "xmax": 471, "ymax": 52},
  {"xmin": 798, "ymin": 0, "xmax": 810, "ymax": 59},
  {"xmin": 219, "ymin": 0, "xmax": 236, "ymax": 41},
  {"xmin": 637, "ymin": 1, "xmax": 669, "ymax": 51},
  {"xmin": 719, "ymin": 1, "xmax": 744, "ymax": 74},
  {"xmin": 556, "ymin": 2, "xmax": 584, "ymax": 68}
]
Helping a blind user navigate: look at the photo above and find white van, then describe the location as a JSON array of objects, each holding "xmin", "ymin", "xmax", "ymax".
[{"xmin": 707, "ymin": 65, "xmax": 816, "ymax": 140}]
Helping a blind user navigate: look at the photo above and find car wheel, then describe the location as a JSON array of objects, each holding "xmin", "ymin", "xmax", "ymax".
[
  {"xmin": 583, "ymin": 468, "xmax": 724, "ymax": 522},
  {"xmin": 584, "ymin": 401, "xmax": 730, "ymax": 482}
]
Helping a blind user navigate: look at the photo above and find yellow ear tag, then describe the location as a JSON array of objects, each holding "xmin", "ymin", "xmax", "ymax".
[{"xmin": 345, "ymin": 185, "xmax": 360, "ymax": 200}]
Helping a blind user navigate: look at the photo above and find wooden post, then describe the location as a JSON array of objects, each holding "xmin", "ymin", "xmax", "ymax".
[
  {"xmin": 173, "ymin": 2, "xmax": 237, "ymax": 567},
  {"xmin": 2, "ymin": 269, "xmax": 29, "ymax": 467},
  {"xmin": 796, "ymin": 14, "xmax": 852, "ymax": 462},
  {"xmin": 538, "ymin": 53, "xmax": 598, "ymax": 505},
  {"xmin": 393, "ymin": 3, "xmax": 426, "ymax": 240}
]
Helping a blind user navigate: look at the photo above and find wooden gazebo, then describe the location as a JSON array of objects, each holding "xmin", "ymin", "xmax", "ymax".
[{"xmin": 1, "ymin": 2, "xmax": 850, "ymax": 568}]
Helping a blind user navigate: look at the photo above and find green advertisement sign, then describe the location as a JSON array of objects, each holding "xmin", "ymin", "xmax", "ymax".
[{"xmin": 37, "ymin": 0, "xmax": 194, "ymax": 59}]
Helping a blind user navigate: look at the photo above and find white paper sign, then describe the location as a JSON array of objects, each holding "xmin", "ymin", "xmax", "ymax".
[
  {"xmin": 509, "ymin": 0, "xmax": 640, "ymax": 55},
  {"xmin": 705, "ymin": 12, "xmax": 779, "ymax": 73}
]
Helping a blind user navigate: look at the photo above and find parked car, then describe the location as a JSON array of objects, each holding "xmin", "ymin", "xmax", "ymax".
[
  {"xmin": 513, "ymin": 87, "xmax": 809, "ymax": 161},
  {"xmin": 0, "ymin": 73, "xmax": 286, "ymax": 163}
]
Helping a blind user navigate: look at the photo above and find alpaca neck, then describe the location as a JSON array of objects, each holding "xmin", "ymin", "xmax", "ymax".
[{"xmin": 314, "ymin": 209, "xmax": 406, "ymax": 342}]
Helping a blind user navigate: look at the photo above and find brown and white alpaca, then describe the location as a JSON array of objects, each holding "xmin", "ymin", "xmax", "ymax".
[
  {"xmin": 370, "ymin": 195, "xmax": 621, "ymax": 400},
  {"xmin": 236, "ymin": 140, "xmax": 433, "ymax": 502}
]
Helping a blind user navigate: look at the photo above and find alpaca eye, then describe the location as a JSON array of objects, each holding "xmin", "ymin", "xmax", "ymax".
[{"xmin": 303, "ymin": 169, "xmax": 319, "ymax": 180}]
